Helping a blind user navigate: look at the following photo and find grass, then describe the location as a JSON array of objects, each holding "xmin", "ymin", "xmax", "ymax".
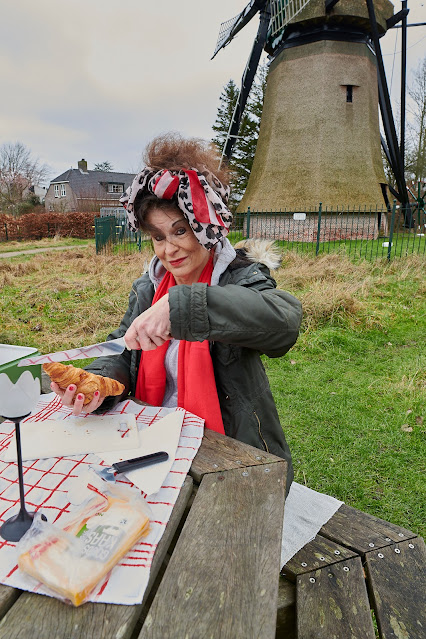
[
  {"xmin": 0, "ymin": 243, "xmax": 424, "ymax": 537},
  {"xmin": 0, "ymin": 237, "xmax": 94, "ymax": 253}
]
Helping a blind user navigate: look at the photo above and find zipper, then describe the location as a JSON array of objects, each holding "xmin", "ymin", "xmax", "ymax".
[{"xmin": 254, "ymin": 410, "xmax": 269, "ymax": 453}]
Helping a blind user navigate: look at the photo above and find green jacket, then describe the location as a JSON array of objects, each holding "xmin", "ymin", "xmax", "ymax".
[{"xmin": 86, "ymin": 253, "xmax": 302, "ymax": 494}]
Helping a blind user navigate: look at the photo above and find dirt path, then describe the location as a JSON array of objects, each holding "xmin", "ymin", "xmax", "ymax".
[{"xmin": 0, "ymin": 245, "xmax": 91, "ymax": 258}]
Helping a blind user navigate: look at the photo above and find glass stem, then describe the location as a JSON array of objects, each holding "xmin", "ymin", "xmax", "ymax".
[{"xmin": 14, "ymin": 420, "xmax": 28, "ymax": 514}]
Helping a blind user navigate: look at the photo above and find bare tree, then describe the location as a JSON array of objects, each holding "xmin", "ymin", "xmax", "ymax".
[
  {"xmin": 93, "ymin": 161, "xmax": 114, "ymax": 172},
  {"xmin": 405, "ymin": 56, "xmax": 426, "ymax": 184},
  {"xmin": 0, "ymin": 142, "xmax": 50, "ymax": 215}
]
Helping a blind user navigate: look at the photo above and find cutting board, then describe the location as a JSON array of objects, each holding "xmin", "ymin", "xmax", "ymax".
[{"xmin": 4, "ymin": 414, "xmax": 140, "ymax": 462}]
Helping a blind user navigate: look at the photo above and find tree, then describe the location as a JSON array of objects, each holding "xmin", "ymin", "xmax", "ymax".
[
  {"xmin": 212, "ymin": 62, "xmax": 269, "ymax": 209},
  {"xmin": 93, "ymin": 161, "xmax": 114, "ymax": 172},
  {"xmin": 405, "ymin": 56, "xmax": 426, "ymax": 184},
  {"xmin": 0, "ymin": 142, "xmax": 49, "ymax": 215}
]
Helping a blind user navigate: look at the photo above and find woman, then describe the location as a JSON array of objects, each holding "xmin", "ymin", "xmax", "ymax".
[{"xmin": 52, "ymin": 134, "xmax": 302, "ymax": 494}]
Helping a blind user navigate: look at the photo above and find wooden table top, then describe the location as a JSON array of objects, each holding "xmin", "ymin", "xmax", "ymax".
[{"xmin": 0, "ymin": 430, "xmax": 288, "ymax": 639}]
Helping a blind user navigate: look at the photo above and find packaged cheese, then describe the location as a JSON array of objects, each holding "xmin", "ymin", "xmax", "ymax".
[{"xmin": 17, "ymin": 484, "xmax": 151, "ymax": 606}]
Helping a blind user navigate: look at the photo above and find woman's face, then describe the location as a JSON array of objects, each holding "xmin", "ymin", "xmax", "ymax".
[{"xmin": 146, "ymin": 207, "xmax": 210, "ymax": 285}]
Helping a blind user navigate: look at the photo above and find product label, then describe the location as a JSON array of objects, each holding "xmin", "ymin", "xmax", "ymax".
[{"xmin": 76, "ymin": 507, "xmax": 132, "ymax": 562}]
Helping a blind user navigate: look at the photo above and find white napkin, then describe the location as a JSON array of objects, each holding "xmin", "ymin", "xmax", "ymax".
[
  {"xmin": 281, "ymin": 482, "xmax": 344, "ymax": 567},
  {"xmin": 98, "ymin": 410, "xmax": 185, "ymax": 495}
]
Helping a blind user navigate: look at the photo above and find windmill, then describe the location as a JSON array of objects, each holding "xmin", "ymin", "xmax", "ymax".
[{"xmin": 212, "ymin": 0, "xmax": 412, "ymax": 214}]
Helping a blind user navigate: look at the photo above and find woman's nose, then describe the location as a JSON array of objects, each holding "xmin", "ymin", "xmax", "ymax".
[{"xmin": 164, "ymin": 237, "xmax": 179, "ymax": 254}]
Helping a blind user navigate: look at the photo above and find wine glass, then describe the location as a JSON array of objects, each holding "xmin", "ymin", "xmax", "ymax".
[{"xmin": 0, "ymin": 370, "xmax": 41, "ymax": 542}]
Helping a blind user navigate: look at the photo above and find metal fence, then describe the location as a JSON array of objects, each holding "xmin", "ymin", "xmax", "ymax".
[{"xmin": 95, "ymin": 202, "xmax": 425, "ymax": 260}]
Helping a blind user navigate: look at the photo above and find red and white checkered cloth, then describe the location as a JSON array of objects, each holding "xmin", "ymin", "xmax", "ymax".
[{"xmin": 0, "ymin": 393, "xmax": 204, "ymax": 605}]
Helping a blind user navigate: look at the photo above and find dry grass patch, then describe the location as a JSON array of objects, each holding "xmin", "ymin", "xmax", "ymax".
[
  {"xmin": 0, "ymin": 247, "xmax": 154, "ymax": 351},
  {"xmin": 1, "ymin": 246, "xmax": 424, "ymax": 353},
  {"xmin": 275, "ymin": 251, "xmax": 424, "ymax": 334}
]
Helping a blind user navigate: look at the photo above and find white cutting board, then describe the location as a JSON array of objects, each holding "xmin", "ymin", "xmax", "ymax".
[
  {"xmin": 99, "ymin": 410, "xmax": 185, "ymax": 495},
  {"xmin": 4, "ymin": 414, "xmax": 140, "ymax": 462}
]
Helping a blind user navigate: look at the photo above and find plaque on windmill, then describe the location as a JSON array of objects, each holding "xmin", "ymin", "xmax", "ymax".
[{"xmin": 212, "ymin": 0, "xmax": 408, "ymax": 218}]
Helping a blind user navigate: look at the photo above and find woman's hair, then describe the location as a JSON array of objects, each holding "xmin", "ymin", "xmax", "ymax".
[
  {"xmin": 135, "ymin": 132, "xmax": 231, "ymax": 232},
  {"xmin": 143, "ymin": 132, "xmax": 230, "ymax": 185}
]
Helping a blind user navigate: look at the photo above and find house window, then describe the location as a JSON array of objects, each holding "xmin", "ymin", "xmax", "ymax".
[
  {"xmin": 54, "ymin": 185, "xmax": 59, "ymax": 198},
  {"xmin": 60, "ymin": 184, "xmax": 66, "ymax": 197},
  {"xmin": 108, "ymin": 183, "xmax": 124, "ymax": 193},
  {"xmin": 346, "ymin": 85, "xmax": 353, "ymax": 103}
]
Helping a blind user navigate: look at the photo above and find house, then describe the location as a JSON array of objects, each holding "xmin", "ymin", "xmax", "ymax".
[{"xmin": 44, "ymin": 159, "xmax": 134, "ymax": 212}]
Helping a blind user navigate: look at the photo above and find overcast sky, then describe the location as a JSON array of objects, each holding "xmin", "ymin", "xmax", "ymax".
[{"xmin": 1, "ymin": 0, "xmax": 425, "ymax": 181}]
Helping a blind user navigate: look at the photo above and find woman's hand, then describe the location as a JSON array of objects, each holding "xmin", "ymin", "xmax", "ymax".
[
  {"xmin": 125, "ymin": 294, "xmax": 172, "ymax": 351},
  {"xmin": 50, "ymin": 382, "xmax": 105, "ymax": 416}
]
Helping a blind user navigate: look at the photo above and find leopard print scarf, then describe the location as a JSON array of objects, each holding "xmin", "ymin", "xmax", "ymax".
[{"xmin": 120, "ymin": 167, "xmax": 233, "ymax": 249}]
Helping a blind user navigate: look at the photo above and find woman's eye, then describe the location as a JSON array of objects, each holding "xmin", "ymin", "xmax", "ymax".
[
  {"xmin": 153, "ymin": 235, "xmax": 164, "ymax": 242},
  {"xmin": 176, "ymin": 227, "xmax": 186, "ymax": 236}
]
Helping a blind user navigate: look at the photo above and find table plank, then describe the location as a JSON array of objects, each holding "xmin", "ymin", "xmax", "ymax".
[
  {"xmin": 190, "ymin": 429, "xmax": 284, "ymax": 483},
  {"xmin": 139, "ymin": 461, "xmax": 287, "ymax": 639},
  {"xmin": 297, "ymin": 557, "xmax": 376, "ymax": 639},
  {"xmin": 276, "ymin": 577, "xmax": 296, "ymax": 639},
  {"xmin": 320, "ymin": 504, "xmax": 417, "ymax": 554},
  {"xmin": 281, "ymin": 534, "xmax": 357, "ymax": 582},
  {"xmin": 365, "ymin": 537, "xmax": 426, "ymax": 639},
  {"xmin": 0, "ymin": 585, "xmax": 20, "ymax": 619},
  {"xmin": 0, "ymin": 477, "xmax": 194, "ymax": 639}
]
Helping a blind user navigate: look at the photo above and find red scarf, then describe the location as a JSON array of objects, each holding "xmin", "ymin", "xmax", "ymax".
[{"xmin": 135, "ymin": 259, "xmax": 225, "ymax": 434}]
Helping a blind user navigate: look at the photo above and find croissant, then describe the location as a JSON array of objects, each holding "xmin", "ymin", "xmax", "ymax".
[{"xmin": 43, "ymin": 363, "xmax": 125, "ymax": 405}]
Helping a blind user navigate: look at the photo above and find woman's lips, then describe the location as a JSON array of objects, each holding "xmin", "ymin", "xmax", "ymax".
[{"xmin": 169, "ymin": 257, "xmax": 187, "ymax": 267}]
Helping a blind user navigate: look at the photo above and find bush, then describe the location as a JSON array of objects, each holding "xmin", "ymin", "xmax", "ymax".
[{"xmin": 0, "ymin": 212, "xmax": 97, "ymax": 241}]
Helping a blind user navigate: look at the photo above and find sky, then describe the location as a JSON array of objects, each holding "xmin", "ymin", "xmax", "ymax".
[{"xmin": 1, "ymin": 0, "xmax": 425, "ymax": 182}]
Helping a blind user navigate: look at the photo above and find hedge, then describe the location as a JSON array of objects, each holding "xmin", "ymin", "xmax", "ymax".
[{"xmin": 0, "ymin": 212, "xmax": 97, "ymax": 241}]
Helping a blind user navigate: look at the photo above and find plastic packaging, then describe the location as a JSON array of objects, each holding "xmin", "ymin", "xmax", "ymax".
[{"xmin": 17, "ymin": 483, "xmax": 151, "ymax": 606}]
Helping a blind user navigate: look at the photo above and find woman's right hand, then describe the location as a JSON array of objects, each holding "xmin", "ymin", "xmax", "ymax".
[{"xmin": 50, "ymin": 382, "xmax": 105, "ymax": 416}]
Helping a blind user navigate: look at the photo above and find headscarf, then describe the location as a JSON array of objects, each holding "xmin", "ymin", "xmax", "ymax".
[{"xmin": 120, "ymin": 167, "xmax": 233, "ymax": 250}]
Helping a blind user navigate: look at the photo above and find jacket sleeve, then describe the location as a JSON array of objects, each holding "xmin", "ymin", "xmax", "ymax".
[{"xmin": 168, "ymin": 264, "xmax": 302, "ymax": 358}]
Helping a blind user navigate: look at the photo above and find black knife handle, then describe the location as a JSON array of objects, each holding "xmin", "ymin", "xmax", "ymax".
[{"xmin": 112, "ymin": 451, "xmax": 169, "ymax": 474}]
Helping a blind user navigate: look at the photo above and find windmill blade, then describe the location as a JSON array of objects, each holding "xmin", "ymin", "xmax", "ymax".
[
  {"xmin": 212, "ymin": 0, "xmax": 268, "ymax": 59},
  {"xmin": 269, "ymin": 0, "xmax": 313, "ymax": 40},
  {"xmin": 222, "ymin": 6, "xmax": 271, "ymax": 161},
  {"xmin": 366, "ymin": 0, "xmax": 413, "ymax": 227}
]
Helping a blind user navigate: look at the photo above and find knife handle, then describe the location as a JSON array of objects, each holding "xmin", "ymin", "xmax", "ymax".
[{"xmin": 112, "ymin": 451, "xmax": 169, "ymax": 474}]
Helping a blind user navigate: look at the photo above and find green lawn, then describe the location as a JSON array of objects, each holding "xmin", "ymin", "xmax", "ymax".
[{"xmin": 0, "ymin": 238, "xmax": 94, "ymax": 253}]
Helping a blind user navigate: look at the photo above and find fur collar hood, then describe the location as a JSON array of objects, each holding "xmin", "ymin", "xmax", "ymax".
[{"xmin": 234, "ymin": 239, "xmax": 281, "ymax": 270}]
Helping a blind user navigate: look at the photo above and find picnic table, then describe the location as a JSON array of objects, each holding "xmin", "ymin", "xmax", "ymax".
[{"xmin": 0, "ymin": 429, "xmax": 424, "ymax": 639}]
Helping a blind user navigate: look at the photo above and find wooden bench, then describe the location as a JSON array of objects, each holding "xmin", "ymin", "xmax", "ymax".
[
  {"xmin": 0, "ymin": 430, "xmax": 423, "ymax": 638},
  {"xmin": 278, "ymin": 501, "xmax": 425, "ymax": 638}
]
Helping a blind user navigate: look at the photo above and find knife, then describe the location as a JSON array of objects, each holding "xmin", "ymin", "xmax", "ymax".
[
  {"xmin": 93, "ymin": 451, "xmax": 169, "ymax": 482},
  {"xmin": 17, "ymin": 336, "xmax": 130, "ymax": 366}
]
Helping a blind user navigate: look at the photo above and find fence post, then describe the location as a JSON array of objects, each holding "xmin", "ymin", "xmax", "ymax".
[
  {"xmin": 315, "ymin": 202, "xmax": 322, "ymax": 256},
  {"xmin": 4, "ymin": 223, "xmax": 8, "ymax": 242},
  {"xmin": 246, "ymin": 207, "xmax": 251, "ymax": 238},
  {"xmin": 387, "ymin": 200, "xmax": 397, "ymax": 262}
]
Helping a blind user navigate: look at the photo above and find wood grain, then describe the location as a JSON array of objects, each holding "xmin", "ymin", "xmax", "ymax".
[
  {"xmin": 190, "ymin": 428, "xmax": 285, "ymax": 483},
  {"xmin": 365, "ymin": 537, "xmax": 426, "ymax": 639},
  {"xmin": 282, "ymin": 534, "xmax": 357, "ymax": 582},
  {"xmin": 276, "ymin": 577, "xmax": 296, "ymax": 639},
  {"xmin": 0, "ymin": 477, "xmax": 193, "ymax": 639},
  {"xmin": 139, "ymin": 462, "xmax": 287, "ymax": 639},
  {"xmin": 297, "ymin": 557, "xmax": 376, "ymax": 639},
  {"xmin": 320, "ymin": 504, "xmax": 417, "ymax": 554},
  {"xmin": 0, "ymin": 585, "xmax": 20, "ymax": 619}
]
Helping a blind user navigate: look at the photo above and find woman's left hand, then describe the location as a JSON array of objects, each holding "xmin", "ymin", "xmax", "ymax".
[{"xmin": 125, "ymin": 294, "xmax": 172, "ymax": 350}]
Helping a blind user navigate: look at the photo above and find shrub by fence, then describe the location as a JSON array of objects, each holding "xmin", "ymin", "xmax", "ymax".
[{"xmin": 0, "ymin": 212, "xmax": 97, "ymax": 241}]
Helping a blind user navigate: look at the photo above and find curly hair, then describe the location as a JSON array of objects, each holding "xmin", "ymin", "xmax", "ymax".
[
  {"xmin": 134, "ymin": 133, "xmax": 231, "ymax": 232},
  {"xmin": 143, "ymin": 132, "xmax": 230, "ymax": 188}
]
